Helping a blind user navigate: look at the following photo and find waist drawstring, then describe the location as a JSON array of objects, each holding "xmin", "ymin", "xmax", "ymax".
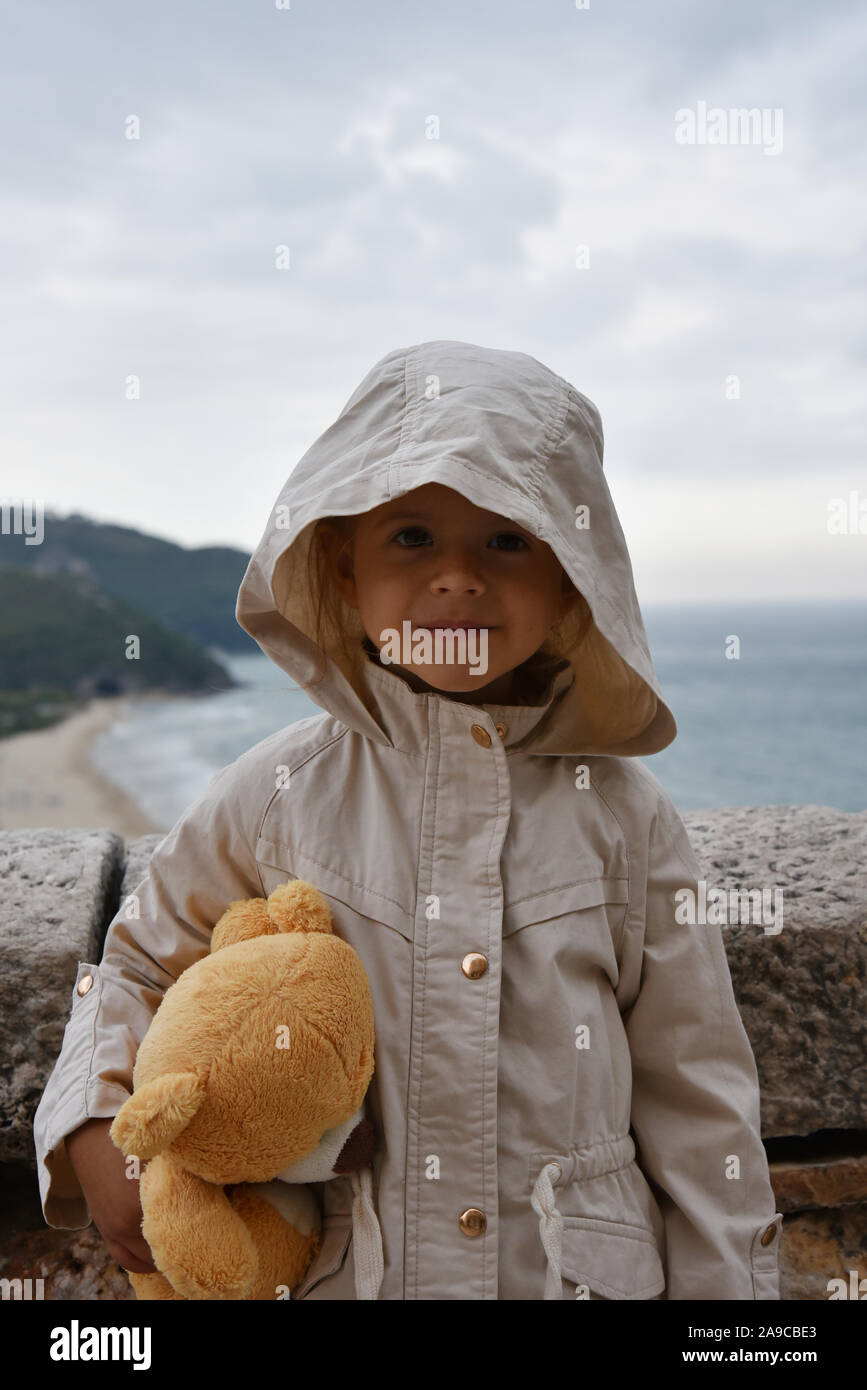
[
  {"xmin": 530, "ymin": 1161, "xmax": 564, "ymax": 1299},
  {"xmin": 350, "ymin": 1166, "xmax": 384, "ymax": 1300}
]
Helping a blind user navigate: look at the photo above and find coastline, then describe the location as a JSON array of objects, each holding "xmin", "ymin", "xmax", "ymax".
[{"xmin": 0, "ymin": 696, "xmax": 167, "ymax": 839}]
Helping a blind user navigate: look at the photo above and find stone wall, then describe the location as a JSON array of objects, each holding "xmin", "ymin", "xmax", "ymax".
[{"xmin": 1, "ymin": 806, "xmax": 865, "ymax": 1300}]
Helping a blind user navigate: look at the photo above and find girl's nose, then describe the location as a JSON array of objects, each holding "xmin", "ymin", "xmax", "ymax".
[{"xmin": 428, "ymin": 547, "xmax": 488, "ymax": 591}]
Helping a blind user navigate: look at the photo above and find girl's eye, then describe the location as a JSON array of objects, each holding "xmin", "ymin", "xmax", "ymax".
[
  {"xmin": 392, "ymin": 526, "xmax": 430, "ymax": 546},
  {"xmin": 489, "ymin": 532, "xmax": 528, "ymax": 552},
  {"xmin": 392, "ymin": 527, "xmax": 528, "ymax": 551}
]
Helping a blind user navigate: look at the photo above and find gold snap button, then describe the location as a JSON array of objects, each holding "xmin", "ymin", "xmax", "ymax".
[
  {"xmin": 461, "ymin": 952, "xmax": 488, "ymax": 979},
  {"xmin": 494, "ymin": 722, "xmax": 507, "ymax": 739},
  {"xmin": 470, "ymin": 723, "xmax": 491, "ymax": 747},
  {"xmin": 459, "ymin": 1208, "xmax": 486, "ymax": 1237},
  {"xmin": 760, "ymin": 1223, "xmax": 778, "ymax": 1247},
  {"xmin": 77, "ymin": 974, "xmax": 94, "ymax": 996}
]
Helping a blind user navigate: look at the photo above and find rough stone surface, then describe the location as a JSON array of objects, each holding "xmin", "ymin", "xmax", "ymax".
[
  {"xmin": 683, "ymin": 806, "xmax": 867, "ymax": 1137},
  {"xmin": 0, "ymin": 1148, "xmax": 134, "ymax": 1299},
  {"xmin": 779, "ymin": 1203, "xmax": 867, "ymax": 1300},
  {"xmin": 770, "ymin": 1153, "xmax": 867, "ymax": 1214},
  {"xmin": 0, "ymin": 830, "xmax": 125, "ymax": 1162},
  {"xmin": 0, "ymin": 1222, "xmax": 135, "ymax": 1300}
]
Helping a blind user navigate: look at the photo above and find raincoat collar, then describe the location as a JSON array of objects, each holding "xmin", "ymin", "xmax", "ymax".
[{"xmin": 356, "ymin": 639, "xmax": 577, "ymax": 754}]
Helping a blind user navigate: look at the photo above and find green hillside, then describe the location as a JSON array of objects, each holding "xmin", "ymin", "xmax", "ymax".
[
  {"xmin": 0, "ymin": 511, "xmax": 254, "ymax": 652},
  {"xmin": 0, "ymin": 565, "xmax": 236, "ymax": 737}
]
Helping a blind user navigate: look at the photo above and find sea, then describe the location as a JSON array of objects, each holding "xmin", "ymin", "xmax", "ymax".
[{"xmin": 88, "ymin": 599, "xmax": 867, "ymax": 831}]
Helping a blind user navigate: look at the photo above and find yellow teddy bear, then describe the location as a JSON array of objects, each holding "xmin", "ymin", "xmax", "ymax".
[{"xmin": 109, "ymin": 879, "xmax": 377, "ymax": 1300}]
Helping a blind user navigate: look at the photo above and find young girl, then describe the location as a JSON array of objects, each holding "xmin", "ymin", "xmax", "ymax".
[{"xmin": 34, "ymin": 339, "xmax": 782, "ymax": 1300}]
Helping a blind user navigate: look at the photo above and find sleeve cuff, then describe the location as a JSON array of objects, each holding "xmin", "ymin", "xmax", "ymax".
[{"xmin": 38, "ymin": 1133, "xmax": 92, "ymax": 1230}]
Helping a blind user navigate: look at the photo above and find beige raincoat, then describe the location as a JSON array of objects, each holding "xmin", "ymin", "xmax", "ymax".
[{"xmin": 33, "ymin": 339, "xmax": 782, "ymax": 1300}]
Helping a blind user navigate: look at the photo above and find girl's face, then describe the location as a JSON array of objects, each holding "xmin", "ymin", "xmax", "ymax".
[{"xmin": 320, "ymin": 483, "xmax": 579, "ymax": 704}]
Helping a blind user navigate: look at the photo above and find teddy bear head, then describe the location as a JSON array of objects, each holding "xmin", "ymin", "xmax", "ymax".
[{"xmin": 109, "ymin": 880, "xmax": 375, "ymax": 1186}]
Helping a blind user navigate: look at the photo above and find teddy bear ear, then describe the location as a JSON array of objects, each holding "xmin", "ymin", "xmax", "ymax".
[
  {"xmin": 265, "ymin": 880, "xmax": 334, "ymax": 935},
  {"xmin": 109, "ymin": 1072, "xmax": 206, "ymax": 1160},
  {"xmin": 211, "ymin": 898, "xmax": 275, "ymax": 952}
]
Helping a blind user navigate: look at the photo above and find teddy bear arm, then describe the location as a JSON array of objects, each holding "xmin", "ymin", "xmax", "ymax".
[{"xmin": 139, "ymin": 1151, "xmax": 260, "ymax": 1300}]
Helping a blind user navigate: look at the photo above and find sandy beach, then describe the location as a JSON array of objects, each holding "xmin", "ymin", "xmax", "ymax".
[{"xmin": 0, "ymin": 697, "xmax": 166, "ymax": 839}]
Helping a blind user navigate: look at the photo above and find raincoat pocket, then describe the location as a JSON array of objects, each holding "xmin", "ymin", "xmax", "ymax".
[
  {"xmin": 529, "ymin": 1140, "xmax": 667, "ymax": 1299},
  {"xmin": 291, "ymin": 1216, "xmax": 353, "ymax": 1299},
  {"xmin": 502, "ymin": 875, "xmax": 629, "ymax": 939},
  {"xmin": 256, "ymin": 838, "xmax": 414, "ymax": 941},
  {"xmin": 559, "ymin": 1217, "xmax": 666, "ymax": 1299}
]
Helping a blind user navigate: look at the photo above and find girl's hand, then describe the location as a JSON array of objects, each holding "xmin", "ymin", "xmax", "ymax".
[{"xmin": 65, "ymin": 1116, "xmax": 158, "ymax": 1274}]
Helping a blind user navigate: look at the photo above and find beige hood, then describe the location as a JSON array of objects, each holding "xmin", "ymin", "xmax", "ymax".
[{"xmin": 235, "ymin": 339, "xmax": 676, "ymax": 757}]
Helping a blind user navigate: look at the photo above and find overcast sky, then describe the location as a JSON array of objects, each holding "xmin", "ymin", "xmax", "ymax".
[{"xmin": 2, "ymin": 0, "xmax": 865, "ymax": 601}]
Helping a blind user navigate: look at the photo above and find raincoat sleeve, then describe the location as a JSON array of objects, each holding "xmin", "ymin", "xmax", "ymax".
[
  {"xmin": 32, "ymin": 760, "xmax": 267, "ymax": 1229},
  {"xmin": 623, "ymin": 793, "xmax": 783, "ymax": 1299}
]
